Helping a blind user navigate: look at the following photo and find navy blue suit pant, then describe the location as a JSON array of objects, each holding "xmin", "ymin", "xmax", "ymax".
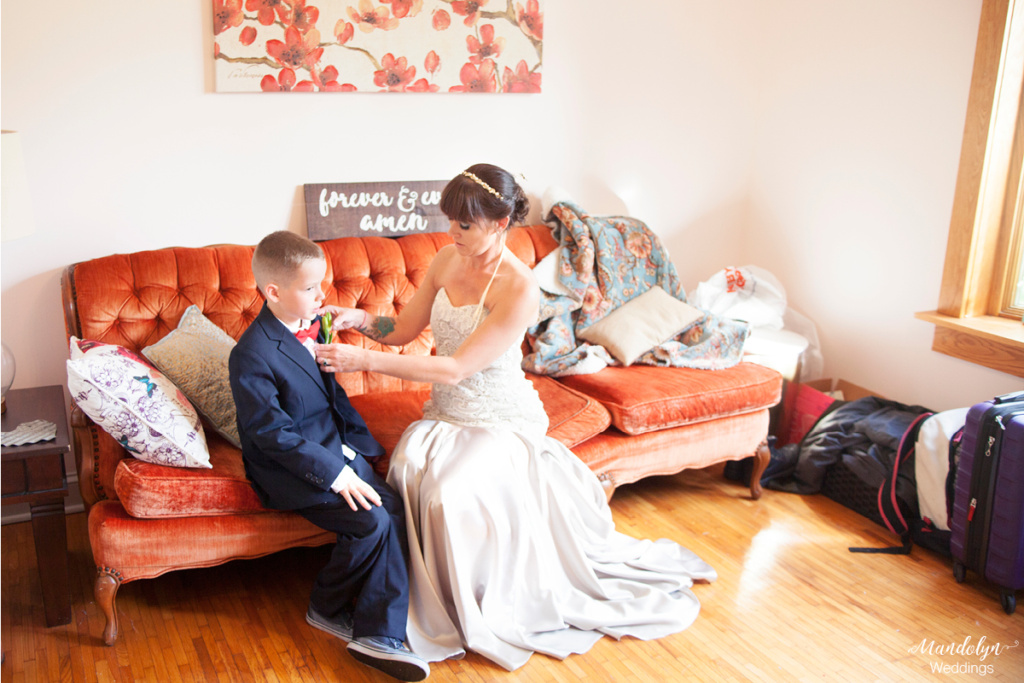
[{"xmin": 296, "ymin": 455, "xmax": 409, "ymax": 641}]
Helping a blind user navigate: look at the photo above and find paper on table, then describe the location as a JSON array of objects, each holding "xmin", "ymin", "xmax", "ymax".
[{"xmin": 1, "ymin": 419, "xmax": 57, "ymax": 446}]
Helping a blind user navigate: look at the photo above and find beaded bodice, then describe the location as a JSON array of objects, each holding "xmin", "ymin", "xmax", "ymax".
[{"xmin": 421, "ymin": 289, "xmax": 548, "ymax": 437}]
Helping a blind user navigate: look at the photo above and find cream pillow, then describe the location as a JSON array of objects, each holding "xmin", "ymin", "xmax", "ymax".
[
  {"xmin": 578, "ymin": 286, "xmax": 705, "ymax": 366},
  {"xmin": 142, "ymin": 306, "xmax": 240, "ymax": 448}
]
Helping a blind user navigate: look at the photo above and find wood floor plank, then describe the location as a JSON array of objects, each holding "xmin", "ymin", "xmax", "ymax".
[{"xmin": 4, "ymin": 464, "xmax": 1024, "ymax": 682}]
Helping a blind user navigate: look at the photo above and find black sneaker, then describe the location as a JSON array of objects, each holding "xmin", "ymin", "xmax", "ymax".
[
  {"xmin": 305, "ymin": 605, "xmax": 354, "ymax": 643},
  {"xmin": 347, "ymin": 636, "xmax": 430, "ymax": 681}
]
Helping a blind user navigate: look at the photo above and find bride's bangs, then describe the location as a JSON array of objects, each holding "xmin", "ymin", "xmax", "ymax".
[{"xmin": 440, "ymin": 177, "xmax": 487, "ymax": 225}]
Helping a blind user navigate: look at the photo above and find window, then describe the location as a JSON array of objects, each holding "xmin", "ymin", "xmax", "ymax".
[
  {"xmin": 917, "ymin": 0, "xmax": 1024, "ymax": 378},
  {"xmin": 1011, "ymin": 233, "xmax": 1024, "ymax": 311},
  {"xmin": 1001, "ymin": 147, "xmax": 1024, "ymax": 316}
]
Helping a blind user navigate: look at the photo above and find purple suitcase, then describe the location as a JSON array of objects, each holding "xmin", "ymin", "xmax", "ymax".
[{"xmin": 950, "ymin": 391, "xmax": 1024, "ymax": 614}]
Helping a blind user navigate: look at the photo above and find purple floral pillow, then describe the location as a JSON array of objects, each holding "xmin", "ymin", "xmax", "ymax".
[{"xmin": 66, "ymin": 337, "xmax": 211, "ymax": 468}]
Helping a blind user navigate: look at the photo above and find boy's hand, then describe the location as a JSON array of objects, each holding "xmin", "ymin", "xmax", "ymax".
[{"xmin": 330, "ymin": 465, "xmax": 383, "ymax": 510}]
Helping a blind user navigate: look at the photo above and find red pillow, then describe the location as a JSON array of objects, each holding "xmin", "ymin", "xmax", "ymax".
[{"xmin": 778, "ymin": 383, "xmax": 835, "ymax": 446}]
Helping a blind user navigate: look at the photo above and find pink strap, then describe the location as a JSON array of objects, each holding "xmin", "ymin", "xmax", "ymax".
[{"xmin": 880, "ymin": 412, "xmax": 933, "ymax": 535}]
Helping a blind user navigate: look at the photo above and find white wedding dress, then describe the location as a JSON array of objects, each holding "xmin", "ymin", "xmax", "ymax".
[{"xmin": 387, "ymin": 271, "xmax": 717, "ymax": 671}]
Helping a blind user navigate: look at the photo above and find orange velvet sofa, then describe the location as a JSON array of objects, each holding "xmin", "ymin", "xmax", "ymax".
[{"xmin": 61, "ymin": 224, "xmax": 782, "ymax": 645}]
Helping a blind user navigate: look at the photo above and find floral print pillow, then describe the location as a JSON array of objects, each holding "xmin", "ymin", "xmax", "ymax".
[{"xmin": 67, "ymin": 338, "xmax": 211, "ymax": 468}]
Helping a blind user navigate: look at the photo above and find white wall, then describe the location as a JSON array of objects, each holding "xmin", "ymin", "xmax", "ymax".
[
  {"xmin": 742, "ymin": 0, "xmax": 1021, "ymax": 407},
  {"xmin": 1, "ymin": 0, "xmax": 1018, "ymax": 431}
]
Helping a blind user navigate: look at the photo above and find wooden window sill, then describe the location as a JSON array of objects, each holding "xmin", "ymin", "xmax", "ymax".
[{"xmin": 916, "ymin": 310, "xmax": 1024, "ymax": 377}]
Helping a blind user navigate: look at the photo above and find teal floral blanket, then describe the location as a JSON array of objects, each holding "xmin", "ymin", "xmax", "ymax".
[{"xmin": 523, "ymin": 201, "xmax": 749, "ymax": 376}]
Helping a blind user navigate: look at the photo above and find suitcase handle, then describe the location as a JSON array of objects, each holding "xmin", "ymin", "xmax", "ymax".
[{"xmin": 993, "ymin": 390, "xmax": 1024, "ymax": 404}]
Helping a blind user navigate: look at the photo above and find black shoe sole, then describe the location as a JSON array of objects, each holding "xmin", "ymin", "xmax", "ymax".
[{"xmin": 348, "ymin": 648, "xmax": 429, "ymax": 682}]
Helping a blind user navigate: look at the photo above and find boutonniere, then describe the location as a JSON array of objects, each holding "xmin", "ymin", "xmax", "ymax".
[{"xmin": 320, "ymin": 311, "xmax": 337, "ymax": 343}]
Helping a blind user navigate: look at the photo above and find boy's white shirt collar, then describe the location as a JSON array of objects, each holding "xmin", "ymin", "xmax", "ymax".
[
  {"xmin": 272, "ymin": 314, "xmax": 317, "ymax": 357},
  {"xmin": 273, "ymin": 314, "xmax": 314, "ymax": 334}
]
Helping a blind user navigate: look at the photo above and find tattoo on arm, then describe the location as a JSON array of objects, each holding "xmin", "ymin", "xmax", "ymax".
[{"xmin": 365, "ymin": 315, "xmax": 396, "ymax": 340}]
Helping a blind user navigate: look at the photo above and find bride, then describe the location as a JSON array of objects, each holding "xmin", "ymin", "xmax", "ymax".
[{"xmin": 314, "ymin": 164, "xmax": 716, "ymax": 671}]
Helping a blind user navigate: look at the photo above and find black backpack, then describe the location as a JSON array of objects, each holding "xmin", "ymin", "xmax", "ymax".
[{"xmin": 849, "ymin": 411, "xmax": 944, "ymax": 555}]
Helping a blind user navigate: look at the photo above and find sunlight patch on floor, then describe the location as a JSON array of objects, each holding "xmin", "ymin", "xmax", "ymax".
[{"xmin": 736, "ymin": 520, "xmax": 803, "ymax": 604}]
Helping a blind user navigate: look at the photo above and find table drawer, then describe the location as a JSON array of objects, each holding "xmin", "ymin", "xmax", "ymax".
[{"xmin": 2, "ymin": 453, "xmax": 65, "ymax": 497}]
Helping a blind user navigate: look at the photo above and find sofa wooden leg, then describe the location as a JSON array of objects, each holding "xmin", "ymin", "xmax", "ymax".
[
  {"xmin": 749, "ymin": 440, "xmax": 771, "ymax": 501},
  {"xmin": 95, "ymin": 567, "xmax": 122, "ymax": 646}
]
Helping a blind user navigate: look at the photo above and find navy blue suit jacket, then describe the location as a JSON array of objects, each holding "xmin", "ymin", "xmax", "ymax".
[{"xmin": 228, "ymin": 303, "xmax": 385, "ymax": 511}]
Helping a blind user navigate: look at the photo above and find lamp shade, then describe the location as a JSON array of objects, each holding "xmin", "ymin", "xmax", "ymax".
[
  {"xmin": 1, "ymin": 130, "xmax": 35, "ymax": 242},
  {"xmin": 1, "ymin": 340, "xmax": 14, "ymax": 400}
]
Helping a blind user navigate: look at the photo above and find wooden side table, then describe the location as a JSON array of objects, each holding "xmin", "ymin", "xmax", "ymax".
[{"xmin": 1, "ymin": 385, "xmax": 73, "ymax": 627}]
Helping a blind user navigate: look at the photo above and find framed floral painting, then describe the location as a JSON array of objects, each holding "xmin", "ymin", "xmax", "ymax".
[{"xmin": 213, "ymin": 1, "xmax": 543, "ymax": 93}]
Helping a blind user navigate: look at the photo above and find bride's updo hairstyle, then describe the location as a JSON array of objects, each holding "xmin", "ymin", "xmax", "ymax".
[{"xmin": 440, "ymin": 163, "xmax": 529, "ymax": 228}]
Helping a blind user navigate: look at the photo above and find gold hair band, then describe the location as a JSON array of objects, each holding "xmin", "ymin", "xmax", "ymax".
[{"xmin": 461, "ymin": 171, "xmax": 504, "ymax": 200}]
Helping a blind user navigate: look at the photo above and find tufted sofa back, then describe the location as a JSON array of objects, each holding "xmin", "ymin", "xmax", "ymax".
[{"xmin": 62, "ymin": 225, "xmax": 557, "ymax": 397}]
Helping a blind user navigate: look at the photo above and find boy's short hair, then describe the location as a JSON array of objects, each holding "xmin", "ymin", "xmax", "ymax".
[{"xmin": 252, "ymin": 231, "xmax": 325, "ymax": 293}]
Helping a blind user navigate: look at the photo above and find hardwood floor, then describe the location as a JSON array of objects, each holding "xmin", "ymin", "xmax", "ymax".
[{"xmin": 3, "ymin": 464, "xmax": 1022, "ymax": 682}]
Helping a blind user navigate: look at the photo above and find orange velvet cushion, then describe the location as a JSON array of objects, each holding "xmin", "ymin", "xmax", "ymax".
[
  {"xmin": 115, "ymin": 371, "xmax": 611, "ymax": 518},
  {"xmin": 527, "ymin": 373, "xmax": 611, "ymax": 448},
  {"xmin": 559, "ymin": 362, "xmax": 782, "ymax": 435},
  {"xmin": 115, "ymin": 434, "xmax": 263, "ymax": 518},
  {"xmin": 572, "ymin": 409, "xmax": 771, "ymax": 490},
  {"xmin": 350, "ymin": 389, "xmax": 432, "ymax": 478}
]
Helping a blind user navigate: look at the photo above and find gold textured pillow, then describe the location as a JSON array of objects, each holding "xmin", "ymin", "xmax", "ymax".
[
  {"xmin": 142, "ymin": 306, "xmax": 240, "ymax": 448},
  {"xmin": 578, "ymin": 286, "xmax": 705, "ymax": 366}
]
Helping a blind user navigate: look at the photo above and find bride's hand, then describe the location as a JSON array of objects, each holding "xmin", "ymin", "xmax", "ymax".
[
  {"xmin": 316, "ymin": 306, "xmax": 367, "ymax": 332},
  {"xmin": 314, "ymin": 342, "xmax": 367, "ymax": 374}
]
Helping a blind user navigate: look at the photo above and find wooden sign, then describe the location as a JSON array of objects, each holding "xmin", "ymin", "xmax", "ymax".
[{"xmin": 304, "ymin": 181, "xmax": 450, "ymax": 241}]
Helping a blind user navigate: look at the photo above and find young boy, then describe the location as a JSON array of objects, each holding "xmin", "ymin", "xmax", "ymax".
[{"xmin": 228, "ymin": 230, "xmax": 428, "ymax": 682}]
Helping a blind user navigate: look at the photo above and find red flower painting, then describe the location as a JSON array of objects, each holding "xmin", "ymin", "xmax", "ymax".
[
  {"xmin": 290, "ymin": 0, "xmax": 320, "ymax": 32},
  {"xmin": 313, "ymin": 65, "xmax": 342, "ymax": 90},
  {"xmin": 213, "ymin": 0, "xmax": 544, "ymax": 94},
  {"xmin": 213, "ymin": 0, "xmax": 244, "ymax": 35},
  {"xmin": 515, "ymin": 0, "xmax": 543, "ymax": 40},
  {"xmin": 432, "ymin": 9, "xmax": 451, "ymax": 30},
  {"xmin": 467, "ymin": 24, "xmax": 505, "ymax": 64},
  {"xmin": 260, "ymin": 68, "xmax": 315, "ymax": 91},
  {"xmin": 266, "ymin": 26, "xmax": 324, "ymax": 71},
  {"xmin": 450, "ymin": 59, "xmax": 497, "ymax": 92},
  {"xmin": 451, "ymin": 0, "xmax": 488, "ymax": 27},
  {"xmin": 424, "ymin": 49, "xmax": 440, "ymax": 74},
  {"xmin": 334, "ymin": 20, "xmax": 355, "ymax": 44},
  {"xmin": 384, "ymin": 0, "xmax": 423, "ymax": 19},
  {"xmin": 406, "ymin": 78, "xmax": 439, "ymax": 92},
  {"xmin": 374, "ymin": 53, "xmax": 416, "ymax": 91},
  {"xmin": 502, "ymin": 59, "xmax": 540, "ymax": 93},
  {"xmin": 245, "ymin": 0, "xmax": 290, "ymax": 26},
  {"xmin": 348, "ymin": 0, "xmax": 400, "ymax": 32}
]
